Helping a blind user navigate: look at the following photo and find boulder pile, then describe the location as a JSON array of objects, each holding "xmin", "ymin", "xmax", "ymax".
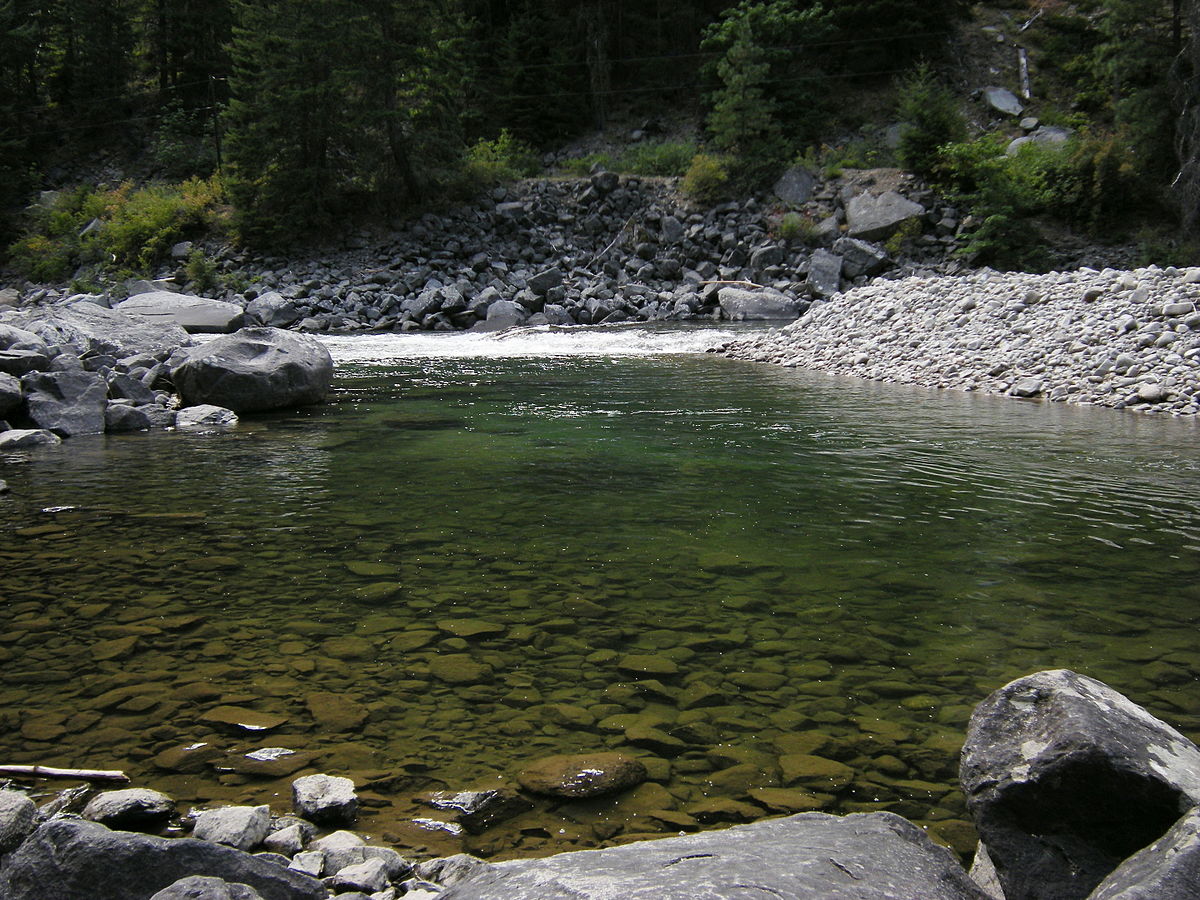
[
  {"xmin": 715, "ymin": 266, "xmax": 1200, "ymax": 416},
  {"xmin": 1, "ymin": 671, "xmax": 1198, "ymax": 898},
  {"xmin": 0, "ymin": 304, "xmax": 334, "ymax": 448}
]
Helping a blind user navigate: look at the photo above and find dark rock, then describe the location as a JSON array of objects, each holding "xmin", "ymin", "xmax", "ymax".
[
  {"xmin": 419, "ymin": 789, "xmax": 533, "ymax": 834},
  {"xmin": 116, "ymin": 292, "xmax": 244, "ymax": 334},
  {"xmin": 1088, "ymin": 806, "xmax": 1200, "ymax": 900},
  {"xmin": 106, "ymin": 403, "xmax": 154, "ymax": 432},
  {"xmin": 833, "ymin": 237, "xmax": 891, "ymax": 278},
  {"xmin": 21, "ymin": 369, "xmax": 107, "ymax": 435},
  {"xmin": 149, "ymin": 875, "xmax": 264, "ymax": 900},
  {"xmin": 244, "ymin": 293, "xmax": 301, "ymax": 329},
  {"xmin": 806, "ymin": 249, "xmax": 844, "ymax": 298},
  {"xmin": 108, "ymin": 372, "xmax": 158, "ymax": 404},
  {"xmin": 291, "ymin": 775, "xmax": 357, "ymax": 827},
  {"xmin": 0, "ymin": 372, "xmax": 21, "ymax": 415},
  {"xmin": 749, "ymin": 245, "xmax": 785, "ymax": 270},
  {"xmin": 436, "ymin": 812, "xmax": 991, "ymax": 899},
  {"xmin": 773, "ymin": 167, "xmax": 816, "ymax": 207},
  {"xmin": 0, "ymin": 790, "xmax": 37, "ymax": 852},
  {"xmin": 172, "ymin": 328, "xmax": 333, "ymax": 413},
  {"xmin": 480, "ymin": 299, "xmax": 528, "ymax": 331},
  {"xmin": 0, "ymin": 819, "xmax": 325, "ymax": 900},
  {"xmin": 527, "ymin": 268, "xmax": 564, "ymax": 296},
  {"xmin": 0, "ymin": 428, "xmax": 61, "ymax": 449},
  {"xmin": 590, "ymin": 171, "xmax": 619, "ymax": 195},
  {"xmin": 960, "ymin": 669, "xmax": 1200, "ymax": 900},
  {"xmin": 82, "ymin": 788, "xmax": 175, "ymax": 831},
  {"xmin": 136, "ymin": 403, "xmax": 177, "ymax": 428},
  {"xmin": 517, "ymin": 753, "xmax": 647, "ymax": 799},
  {"xmin": 0, "ymin": 349, "xmax": 51, "ymax": 376}
]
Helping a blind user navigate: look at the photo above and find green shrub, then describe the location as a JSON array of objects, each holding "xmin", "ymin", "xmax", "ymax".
[
  {"xmin": 560, "ymin": 152, "xmax": 614, "ymax": 176},
  {"xmin": 464, "ymin": 129, "xmax": 540, "ymax": 184},
  {"xmin": 184, "ymin": 248, "xmax": 221, "ymax": 294},
  {"xmin": 620, "ymin": 141, "xmax": 698, "ymax": 177},
  {"xmin": 7, "ymin": 177, "xmax": 228, "ymax": 282},
  {"xmin": 681, "ymin": 153, "xmax": 730, "ymax": 205},
  {"xmin": 896, "ymin": 63, "xmax": 966, "ymax": 177},
  {"xmin": 776, "ymin": 211, "xmax": 819, "ymax": 244}
]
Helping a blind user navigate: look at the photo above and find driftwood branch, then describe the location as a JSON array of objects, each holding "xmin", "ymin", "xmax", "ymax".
[
  {"xmin": 0, "ymin": 764, "xmax": 129, "ymax": 783},
  {"xmin": 587, "ymin": 213, "xmax": 638, "ymax": 268},
  {"xmin": 699, "ymin": 280, "xmax": 766, "ymax": 289}
]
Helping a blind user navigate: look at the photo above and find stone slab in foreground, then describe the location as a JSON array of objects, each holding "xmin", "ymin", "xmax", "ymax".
[
  {"xmin": 437, "ymin": 811, "xmax": 991, "ymax": 900},
  {"xmin": 0, "ymin": 818, "xmax": 325, "ymax": 900}
]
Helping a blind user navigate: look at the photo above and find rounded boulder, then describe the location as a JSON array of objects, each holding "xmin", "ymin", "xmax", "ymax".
[
  {"xmin": 517, "ymin": 752, "xmax": 647, "ymax": 799},
  {"xmin": 171, "ymin": 328, "xmax": 333, "ymax": 413}
]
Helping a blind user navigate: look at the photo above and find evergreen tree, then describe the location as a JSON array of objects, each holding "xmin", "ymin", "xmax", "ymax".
[{"xmin": 0, "ymin": 0, "xmax": 42, "ymax": 239}]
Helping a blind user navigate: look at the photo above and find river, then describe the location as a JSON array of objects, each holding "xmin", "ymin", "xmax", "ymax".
[{"xmin": 2, "ymin": 323, "xmax": 1198, "ymax": 859}]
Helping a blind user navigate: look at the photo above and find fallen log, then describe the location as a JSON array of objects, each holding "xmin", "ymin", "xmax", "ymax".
[{"xmin": 0, "ymin": 764, "xmax": 129, "ymax": 783}]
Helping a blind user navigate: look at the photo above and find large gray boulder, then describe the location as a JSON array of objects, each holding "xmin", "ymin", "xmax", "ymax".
[
  {"xmin": 0, "ymin": 428, "xmax": 61, "ymax": 449},
  {"xmin": 192, "ymin": 806, "xmax": 271, "ymax": 851},
  {"xmin": 0, "ymin": 323, "xmax": 48, "ymax": 352},
  {"xmin": 116, "ymin": 292, "xmax": 244, "ymax": 334},
  {"xmin": 833, "ymin": 237, "xmax": 891, "ymax": 278},
  {"xmin": 437, "ymin": 812, "xmax": 991, "ymax": 899},
  {"xmin": 845, "ymin": 191, "xmax": 925, "ymax": 242},
  {"xmin": 2, "ymin": 301, "xmax": 191, "ymax": 357},
  {"xmin": 291, "ymin": 774, "xmax": 358, "ymax": 826},
  {"xmin": 718, "ymin": 288, "xmax": 802, "ymax": 321},
  {"xmin": 0, "ymin": 819, "xmax": 325, "ymax": 900},
  {"xmin": 21, "ymin": 369, "xmax": 108, "ymax": 435},
  {"xmin": 960, "ymin": 669, "xmax": 1200, "ymax": 900},
  {"xmin": 172, "ymin": 328, "xmax": 333, "ymax": 413},
  {"xmin": 1088, "ymin": 806, "xmax": 1200, "ymax": 900}
]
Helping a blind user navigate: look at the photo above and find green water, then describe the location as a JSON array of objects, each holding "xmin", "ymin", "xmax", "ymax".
[{"xmin": 2, "ymin": 326, "xmax": 1200, "ymax": 859}]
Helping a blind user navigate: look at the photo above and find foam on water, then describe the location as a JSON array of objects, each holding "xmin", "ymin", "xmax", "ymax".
[{"xmin": 320, "ymin": 323, "xmax": 748, "ymax": 363}]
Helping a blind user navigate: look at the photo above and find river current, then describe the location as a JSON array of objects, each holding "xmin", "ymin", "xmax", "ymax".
[{"xmin": 2, "ymin": 323, "xmax": 1198, "ymax": 859}]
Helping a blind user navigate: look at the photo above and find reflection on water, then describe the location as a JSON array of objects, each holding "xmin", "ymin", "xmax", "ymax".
[{"xmin": 2, "ymin": 324, "xmax": 1199, "ymax": 860}]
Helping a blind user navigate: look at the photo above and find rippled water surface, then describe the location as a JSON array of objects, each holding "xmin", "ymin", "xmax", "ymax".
[{"xmin": 3, "ymin": 324, "xmax": 1200, "ymax": 859}]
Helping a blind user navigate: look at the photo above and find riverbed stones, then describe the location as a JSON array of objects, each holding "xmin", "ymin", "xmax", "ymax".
[
  {"xmin": 420, "ymin": 789, "xmax": 533, "ymax": 834},
  {"xmin": 960, "ymin": 669, "xmax": 1200, "ymax": 900},
  {"xmin": 292, "ymin": 774, "xmax": 358, "ymax": 826},
  {"xmin": 434, "ymin": 812, "xmax": 991, "ymax": 899},
  {"xmin": 115, "ymin": 292, "xmax": 244, "ymax": 334},
  {"xmin": 306, "ymin": 691, "xmax": 367, "ymax": 731},
  {"xmin": 199, "ymin": 706, "xmax": 287, "ymax": 733},
  {"xmin": 82, "ymin": 788, "xmax": 175, "ymax": 831},
  {"xmin": 0, "ymin": 819, "xmax": 325, "ymax": 900},
  {"xmin": 193, "ymin": 805, "xmax": 272, "ymax": 851},
  {"xmin": 517, "ymin": 753, "xmax": 647, "ymax": 799},
  {"xmin": 172, "ymin": 327, "xmax": 333, "ymax": 413},
  {"xmin": 430, "ymin": 654, "xmax": 493, "ymax": 684},
  {"xmin": 0, "ymin": 790, "xmax": 36, "ymax": 852}
]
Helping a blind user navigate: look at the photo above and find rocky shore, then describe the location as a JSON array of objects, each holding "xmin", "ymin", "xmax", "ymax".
[
  {"xmin": 2, "ymin": 670, "xmax": 1198, "ymax": 899},
  {"xmin": 713, "ymin": 266, "xmax": 1200, "ymax": 417}
]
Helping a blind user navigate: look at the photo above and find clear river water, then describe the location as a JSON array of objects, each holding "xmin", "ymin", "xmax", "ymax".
[{"xmin": 2, "ymin": 323, "xmax": 1199, "ymax": 860}]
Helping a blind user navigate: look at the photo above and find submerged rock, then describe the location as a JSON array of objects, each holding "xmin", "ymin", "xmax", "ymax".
[{"xmin": 517, "ymin": 753, "xmax": 647, "ymax": 799}]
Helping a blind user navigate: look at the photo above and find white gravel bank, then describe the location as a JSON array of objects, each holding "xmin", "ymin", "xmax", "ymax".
[{"xmin": 715, "ymin": 266, "xmax": 1200, "ymax": 416}]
